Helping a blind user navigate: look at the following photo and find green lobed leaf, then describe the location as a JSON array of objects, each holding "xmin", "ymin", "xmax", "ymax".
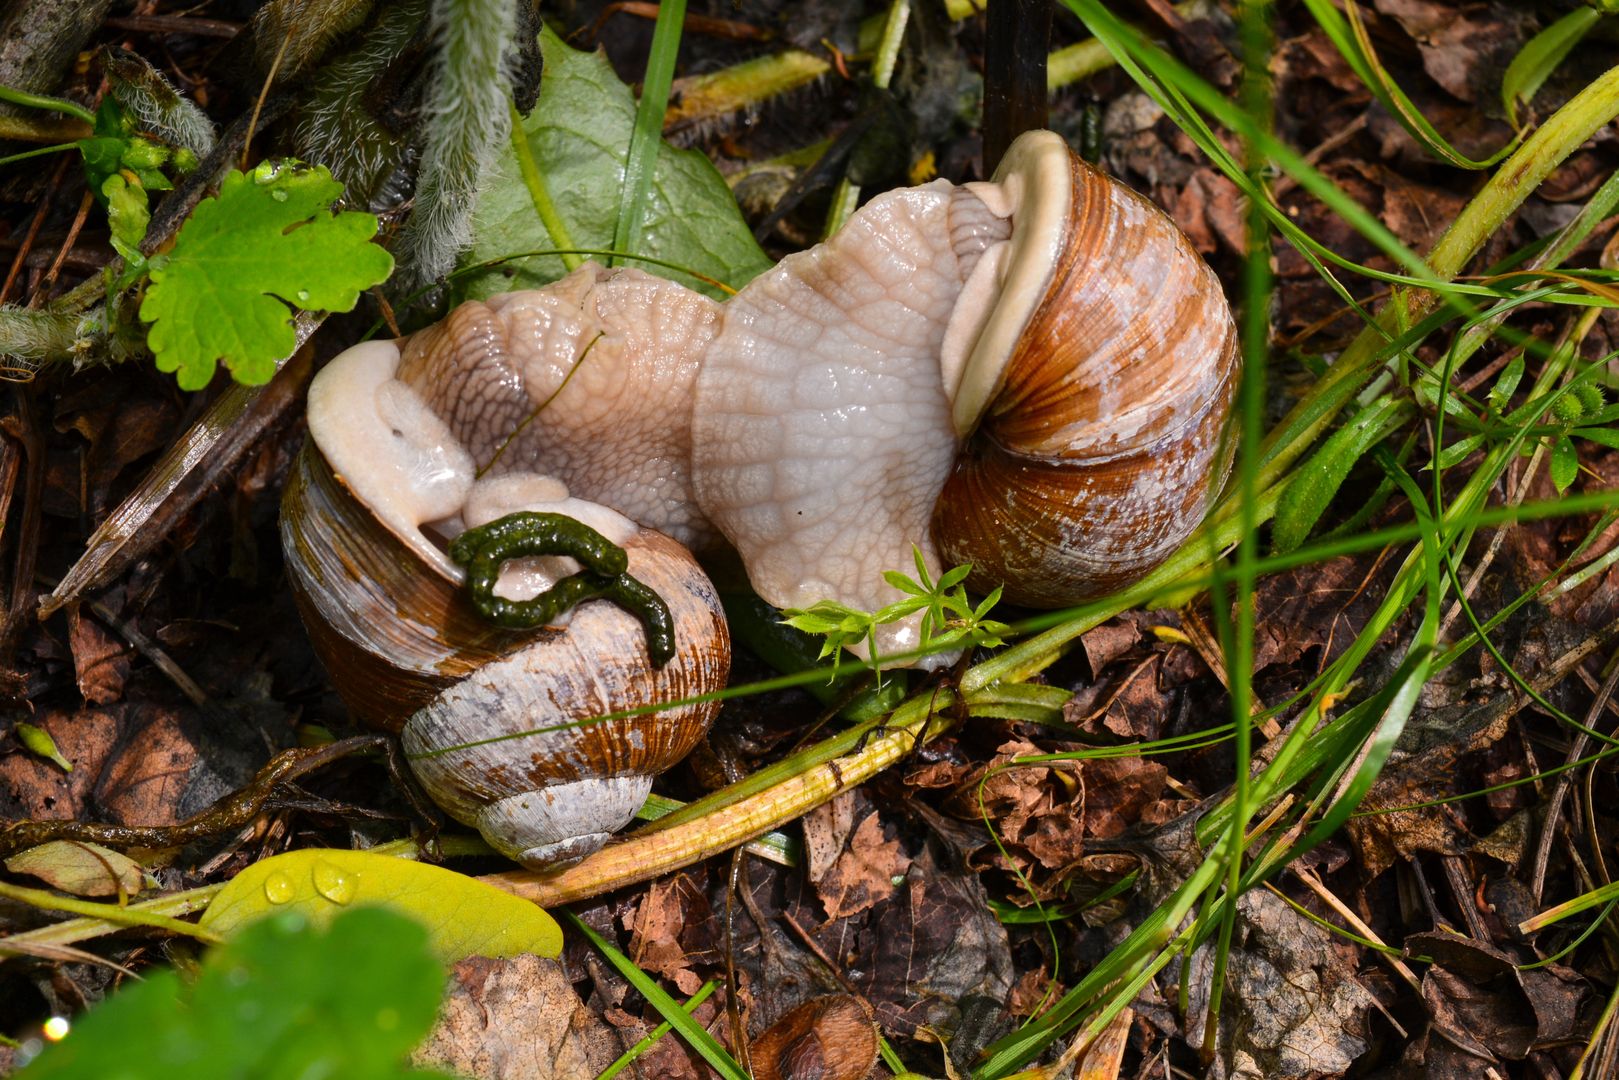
[
  {"xmin": 18, "ymin": 907, "xmax": 455, "ymax": 1080},
  {"xmin": 457, "ymin": 25, "xmax": 771, "ymax": 302},
  {"xmin": 198, "ymin": 848, "xmax": 562, "ymax": 964},
  {"xmin": 139, "ymin": 162, "xmax": 394, "ymax": 389}
]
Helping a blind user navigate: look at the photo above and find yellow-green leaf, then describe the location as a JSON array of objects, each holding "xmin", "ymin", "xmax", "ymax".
[
  {"xmin": 5, "ymin": 841, "xmax": 148, "ymax": 898},
  {"xmin": 16, "ymin": 722, "xmax": 72, "ymax": 771},
  {"xmin": 198, "ymin": 849, "xmax": 561, "ymax": 965}
]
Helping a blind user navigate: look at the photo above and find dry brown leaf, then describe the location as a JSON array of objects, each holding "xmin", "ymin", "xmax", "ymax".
[
  {"xmin": 67, "ymin": 609, "xmax": 130, "ymax": 706},
  {"xmin": 1191, "ymin": 890, "xmax": 1374, "ymax": 1078},
  {"xmin": 412, "ymin": 954, "xmax": 624, "ymax": 1080},
  {"xmin": 626, "ymin": 875, "xmax": 712, "ymax": 996},
  {"xmin": 803, "ymin": 790, "xmax": 857, "ymax": 884},
  {"xmin": 817, "ymin": 812, "xmax": 909, "ymax": 920},
  {"xmin": 751, "ymin": 994, "xmax": 878, "ymax": 1080},
  {"xmin": 1372, "ymin": 0, "xmax": 1534, "ymax": 104}
]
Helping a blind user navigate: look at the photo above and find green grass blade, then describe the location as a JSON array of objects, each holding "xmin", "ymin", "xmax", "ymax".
[
  {"xmin": 596, "ymin": 981, "xmax": 718, "ymax": 1080},
  {"xmin": 1504, "ymin": 7, "xmax": 1603, "ymax": 128},
  {"xmin": 1302, "ymin": 0, "xmax": 1517, "ymax": 168},
  {"xmin": 507, "ymin": 99, "xmax": 581, "ymax": 272},
  {"xmin": 564, "ymin": 911, "xmax": 748, "ymax": 1080},
  {"xmin": 1271, "ymin": 395, "xmax": 1407, "ymax": 554},
  {"xmin": 611, "ymin": 0, "xmax": 686, "ymax": 264}
]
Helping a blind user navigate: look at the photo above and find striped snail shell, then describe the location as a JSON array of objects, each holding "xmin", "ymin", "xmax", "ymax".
[
  {"xmin": 280, "ymin": 330, "xmax": 730, "ymax": 870},
  {"xmin": 932, "ymin": 131, "xmax": 1241, "ymax": 606}
]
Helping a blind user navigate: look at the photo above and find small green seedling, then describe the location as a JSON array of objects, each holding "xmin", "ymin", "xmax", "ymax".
[{"xmin": 781, "ymin": 547, "xmax": 1010, "ymax": 673}]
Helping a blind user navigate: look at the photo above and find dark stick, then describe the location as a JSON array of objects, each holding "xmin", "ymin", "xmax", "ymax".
[{"xmin": 982, "ymin": 0, "xmax": 1053, "ymax": 173}]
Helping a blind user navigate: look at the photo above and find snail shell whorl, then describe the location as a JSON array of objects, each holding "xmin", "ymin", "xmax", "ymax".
[
  {"xmin": 280, "ymin": 325, "xmax": 731, "ymax": 869},
  {"xmin": 400, "ymin": 527, "xmax": 728, "ymax": 868},
  {"xmin": 281, "ymin": 444, "xmax": 511, "ymax": 729},
  {"xmin": 933, "ymin": 150, "xmax": 1240, "ymax": 606}
]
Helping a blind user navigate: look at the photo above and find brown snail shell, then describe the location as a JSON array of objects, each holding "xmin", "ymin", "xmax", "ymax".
[
  {"xmin": 280, "ymin": 333, "xmax": 730, "ymax": 869},
  {"xmin": 931, "ymin": 134, "xmax": 1241, "ymax": 606}
]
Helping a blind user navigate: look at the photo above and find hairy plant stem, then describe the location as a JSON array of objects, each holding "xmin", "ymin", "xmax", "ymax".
[{"xmin": 391, "ymin": 0, "xmax": 516, "ymax": 293}]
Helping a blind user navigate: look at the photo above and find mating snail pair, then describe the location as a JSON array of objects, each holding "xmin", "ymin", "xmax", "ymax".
[{"xmin": 279, "ymin": 131, "xmax": 1239, "ymax": 869}]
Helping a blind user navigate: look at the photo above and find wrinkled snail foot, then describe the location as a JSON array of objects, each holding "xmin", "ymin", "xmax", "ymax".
[{"xmin": 450, "ymin": 510, "xmax": 677, "ymax": 667}]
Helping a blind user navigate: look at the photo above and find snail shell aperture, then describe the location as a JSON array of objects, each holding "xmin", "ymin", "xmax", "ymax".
[{"xmin": 279, "ymin": 130, "xmax": 1236, "ymax": 866}]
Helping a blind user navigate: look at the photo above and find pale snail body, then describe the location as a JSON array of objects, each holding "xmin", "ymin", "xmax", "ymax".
[{"xmin": 280, "ymin": 130, "xmax": 1237, "ymax": 868}]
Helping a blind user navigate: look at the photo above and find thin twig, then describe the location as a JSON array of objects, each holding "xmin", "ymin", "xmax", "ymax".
[{"xmin": 1531, "ymin": 650, "xmax": 1619, "ymax": 903}]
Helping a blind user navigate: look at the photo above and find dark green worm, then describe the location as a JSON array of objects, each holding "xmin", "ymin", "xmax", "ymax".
[{"xmin": 449, "ymin": 511, "xmax": 676, "ymax": 667}]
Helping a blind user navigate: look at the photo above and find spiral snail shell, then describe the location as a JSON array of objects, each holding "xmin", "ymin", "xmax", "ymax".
[
  {"xmin": 281, "ymin": 337, "xmax": 730, "ymax": 869},
  {"xmin": 279, "ymin": 129, "xmax": 1236, "ymax": 867}
]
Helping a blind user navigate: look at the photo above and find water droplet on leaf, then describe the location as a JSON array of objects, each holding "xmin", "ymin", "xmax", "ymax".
[
  {"xmin": 296, "ymin": 289, "xmax": 310, "ymax": 303},
  {"xmin": 311, "ymin": 859, "xmax": 356, "ymax": 905},
  {"xmin": 270, "ymin": 189, "xmax": 289, "ymax": 202},
  {"xmin": 262, "ymin": 870, "xmax": 295, "ymax": 904}
]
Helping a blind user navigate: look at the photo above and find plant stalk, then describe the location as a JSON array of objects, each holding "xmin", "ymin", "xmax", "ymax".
[{"xmin": 482, "ymin": 686, "xmax": 960, "ymax": 905}]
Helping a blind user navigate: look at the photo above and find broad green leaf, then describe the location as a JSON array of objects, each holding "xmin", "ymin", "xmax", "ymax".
[
  {"xmin": 5, "ymin": 841, "xmax": 147, "ymax": 898},
  {"xmin": 198, "ymin": 849, "xmax": 562, "ymax": 964},
  {"xmin": 458, "ymin": 26, "xmax": 771, "ymax": 302},
  {"xmin": 1503, "ymin": 8, "xmax": 1602, "ymax": 128},
  {"xmin": 19, "ymin": 907, "xmax": 453, "ymax": 1080},
  {"xmin": 140, "ymin": 162, "xmax": 394, "ymax": 389}
]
